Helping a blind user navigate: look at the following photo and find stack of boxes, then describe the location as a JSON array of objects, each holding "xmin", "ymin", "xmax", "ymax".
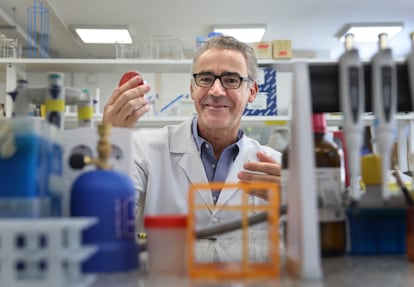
[{"xmin": 250, "ymin": 40, "xmax": 292, "ymax": 60}]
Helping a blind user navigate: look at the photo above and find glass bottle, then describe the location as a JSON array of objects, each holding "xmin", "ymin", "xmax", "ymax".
[{"xmin": 281, "ymin": 113, "xmax": 346, "ymax": 257}]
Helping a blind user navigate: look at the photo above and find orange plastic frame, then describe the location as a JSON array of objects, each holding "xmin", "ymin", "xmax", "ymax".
[{"xmin": 187, "ymin": 181, "xmax": 280, "ymax": 279}]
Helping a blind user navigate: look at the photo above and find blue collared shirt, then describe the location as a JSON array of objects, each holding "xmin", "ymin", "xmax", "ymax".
[{"xmin": 191, "ymin": 117, "xmax": 243, "ymax": 203}]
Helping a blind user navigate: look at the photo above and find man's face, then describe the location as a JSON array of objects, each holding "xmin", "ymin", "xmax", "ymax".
[{"xmin": 190, "ymin": 48, "xmax": 257, "ymax": 135}]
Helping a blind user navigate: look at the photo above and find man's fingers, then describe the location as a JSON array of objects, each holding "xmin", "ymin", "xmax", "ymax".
[
  {"xmin": 119, "ymin": 75, "xmax": 144, "ymax": 91},
  {"xmin": 256, "ymin": 151, "xmax": 276, "ymax": 163},
  {"xmin": 237, "ymin": 170, "xmax": 280, "ymax": 184},
  {"xmin": 125, "ymin": 104, "xmax": 149, "ymax": 127},
  {"xmin": 106, "ymin": 75, "xmax": 146, "ymax": 106},
  {"xmin": 106, "ymin": 87, "xmax": 123, "ymax": 106},
  {"xmin": 243, "ymin": 161, "xmax": 281, "ymax": 176}
]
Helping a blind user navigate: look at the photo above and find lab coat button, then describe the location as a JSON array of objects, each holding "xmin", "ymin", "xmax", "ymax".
[{"xmin": 211, "ymin": 217, "xmax": 220, "ymax": 224}]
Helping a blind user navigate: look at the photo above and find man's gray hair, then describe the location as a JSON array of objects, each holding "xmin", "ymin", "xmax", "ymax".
[{"xmin": 192, "ymin": 35, "xmax": 258, "ymax": 82}]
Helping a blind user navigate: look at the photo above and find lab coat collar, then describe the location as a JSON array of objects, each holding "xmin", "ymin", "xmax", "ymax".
[
  {"xmin": 213, "ymin": 136, "xmax": 249, "ymax": 214},
  {"xmin": 170, "ymin": 118, "xmax": 252, "ymax": 215},
  {"xmin": 170, "ymin": 118, "xmax": 214, "ymax": 213}
]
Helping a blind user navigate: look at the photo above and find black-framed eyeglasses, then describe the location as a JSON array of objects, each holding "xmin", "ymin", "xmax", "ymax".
[{"xmin": 193, "ymin": 72, "xmax": 250, "ymax": 89}]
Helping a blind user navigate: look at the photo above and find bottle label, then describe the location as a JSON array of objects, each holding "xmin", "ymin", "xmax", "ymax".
[
  {"xmin": 281, "ymin": 167, "xmax": 344, "ymax": 222},
  {"xmin": 319, "ymin": 207, "xmax": 346, "ymax": 222},
  {"xmin": 115, "ymin": 196, "xmax": 136, "ymax": 239},
  {"xmin": 316, "ymin": 167, "xmax": 344, "ymax": 222},
  {"xmin": 315, "ymin": 167, "xmax": 342, "ymax": 207}
]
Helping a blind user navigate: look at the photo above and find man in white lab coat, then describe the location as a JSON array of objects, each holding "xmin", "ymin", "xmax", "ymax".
[{"xmin": 103, "ymin": 35, "xmax": 281, "ymax": 231}]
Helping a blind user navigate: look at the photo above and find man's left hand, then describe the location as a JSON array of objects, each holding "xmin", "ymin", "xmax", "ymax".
[{"xmin": 237, "ymin": 151, "xmax": 281, "ymax": 200}]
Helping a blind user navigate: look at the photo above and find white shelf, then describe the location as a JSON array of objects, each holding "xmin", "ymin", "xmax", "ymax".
[
  {"xmin": 0, "ymin": 58, "xmax": 193, "ymax": 73},
  {"xmin": 1, "ymin": 57, "xmax": 408, "ymax": 74},
  {"xmin": 0, "ymin": 58, "xmax": 297, "ymax": 74},
  {"xmin": 63, "ymin": 113, "xmax": 414, "ymax": 130},
  {"xmin": 63, "ymin": 114, "xmax": 292, "ymax": 129}
]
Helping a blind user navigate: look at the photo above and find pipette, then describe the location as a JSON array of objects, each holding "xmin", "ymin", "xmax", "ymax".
[
  {"xmin": 408, "ymin": 33, "xmax": 414, "ymax": 184},
  {"xmin": 371, "ymin": 33, "xmax": 397, "ymax": 200},
  {"xmin": 408, "ymin": 32, "xmax": 414, "ymax": 119},
  {"xmin": 338, "ymin": 33, "xmax": 365, "ymax": 201}
]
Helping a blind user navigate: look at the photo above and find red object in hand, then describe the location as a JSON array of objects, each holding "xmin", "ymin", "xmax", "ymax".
[{"xmin": 118, "ymin": 71, "xmax": 144, "ymax": 87}]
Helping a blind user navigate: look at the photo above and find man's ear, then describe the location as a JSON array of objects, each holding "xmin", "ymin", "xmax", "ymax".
[
  {"xmin": 248, "ymin": 82, "xmax": 259, "ymax": 103},
  {"xmin": 190, "ymin": 81, "xmax": 195, "ymax": 100}
]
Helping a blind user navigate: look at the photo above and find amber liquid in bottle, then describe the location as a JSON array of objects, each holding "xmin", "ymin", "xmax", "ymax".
[
  {"xmin": 407, "ymin": 207, "xmax": 414, "ymax": 262},
  {"xmin": 281, "ymin": 114, "xmax": 346, "ymax": 257},
  {"xmin": 314, "ymin": 130, "xmax": 346, "ymax": 257}
]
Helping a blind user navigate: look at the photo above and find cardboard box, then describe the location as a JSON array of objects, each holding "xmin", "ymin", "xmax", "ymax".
[
  {"xmin": 272, "ymin": 40, "xmax": 292, "ymax": 59},
  {"xmin": 251, "ymin": 42, "xmax": 273, "ymax": 59},
  {"xmin": 243, "ymin": 67, "xmax": 277, "ymax": 116}
]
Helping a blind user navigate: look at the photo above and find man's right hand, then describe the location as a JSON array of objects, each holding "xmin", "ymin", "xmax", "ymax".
[{"xmin": 102, "ymin": 74, "xmax": 151, "ymax": 128}]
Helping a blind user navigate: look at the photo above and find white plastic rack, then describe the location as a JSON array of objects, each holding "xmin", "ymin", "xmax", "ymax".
[{"xmin": 0, "ymin": 218, "xmax": 97, "ymax": 287}]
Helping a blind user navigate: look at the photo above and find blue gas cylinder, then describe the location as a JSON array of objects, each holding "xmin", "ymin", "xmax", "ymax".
[{"xmin": 70, "ymin": 169, "xmax": 138, "ymax": 272}]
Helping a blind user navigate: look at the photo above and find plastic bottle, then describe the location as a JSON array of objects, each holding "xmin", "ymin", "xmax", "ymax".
[
  {"xmin": 144, "ymin": 214, "xmax": 187, "ymax": 274},
  {"xmin": 195, "ymin": 35, "xmax": 205, "ymax": 52},
  {"xmin": 281, "ymin": 113, "xmax": 346, "ymax": 257}
]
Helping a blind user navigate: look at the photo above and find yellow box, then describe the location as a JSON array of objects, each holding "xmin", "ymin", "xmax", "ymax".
[
  {"xmin": 272, "ymin": 40, "xmax": 292, "ymax": 59},
  {"xmin": 251, "ymin": 42, "xmax": 273, "ymax": 59},
  {"xmin": 361, "ymin": 154, "xmax": 382, "ymax": 185}
]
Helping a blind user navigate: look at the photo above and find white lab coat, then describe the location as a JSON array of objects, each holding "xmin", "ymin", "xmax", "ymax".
[{"xmin": 132, "ymin": 118, "xmax": 281, "ymax": 231}]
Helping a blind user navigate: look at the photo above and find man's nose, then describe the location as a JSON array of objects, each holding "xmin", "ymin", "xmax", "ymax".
[{"xmin": 210, "ymin": 78, "xmax": 226, "ymax": 93}]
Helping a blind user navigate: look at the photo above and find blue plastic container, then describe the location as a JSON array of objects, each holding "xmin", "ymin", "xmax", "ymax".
[
  {"xmin": 0, "ymin": 134, "xmax": 49, "ymax": 198},
  {"xmin": 346, "ymin": 208, "xmax": 407, "ymax": 254},
  {"xmin": 0, "ymin": 118, "xmax": 51, "ymax": 197},
  {"xmin": 0, "ymin": 118, "xmax": 56, "ymax": 217},
  {"xmin": 70, "ymin": 169, "xmax": 138, "ymax": 272},
  {"xmin": 46, "ymin": 126, "xmax": 64, "ymax": 216}
]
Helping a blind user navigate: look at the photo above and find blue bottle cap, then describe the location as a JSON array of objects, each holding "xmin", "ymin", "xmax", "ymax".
[{"xmin": 207, "ymin": 32, "xmax": 223, "ymax": 38}]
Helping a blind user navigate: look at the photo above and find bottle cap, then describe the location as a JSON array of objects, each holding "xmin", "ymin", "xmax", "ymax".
[
  {"xmin": 312, "ymin": 113, "xmax": 327, "ymax": 133},
  {"xmin": 207, "ymin": 32, "xmax": 223, "ymax": 38},
  {"xmin": 144, "ymin": 214, "xmax": 187, "ymax": 228}
]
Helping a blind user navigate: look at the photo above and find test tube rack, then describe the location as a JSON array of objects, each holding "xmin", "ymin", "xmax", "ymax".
[{"xmin": 187, "ymin": 182, "xmax": 280, "ymax": 279}]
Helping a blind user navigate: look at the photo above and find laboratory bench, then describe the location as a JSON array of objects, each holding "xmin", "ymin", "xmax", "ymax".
[{"xmin": 90, "ymin": 253, "xmax": 414, "ymax": 287}]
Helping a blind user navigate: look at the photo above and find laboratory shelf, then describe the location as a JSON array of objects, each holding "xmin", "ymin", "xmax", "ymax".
[
  {"xmin": 63, "ymin": 114, "xmax": 292, "ymax": 130},
  {"xmin": 63, "ymin": 113, "xmax": 414, "ymax": 130},
  {"xmin": 0, "ymin": 58, "xmax": 297, "ymax": 74}
]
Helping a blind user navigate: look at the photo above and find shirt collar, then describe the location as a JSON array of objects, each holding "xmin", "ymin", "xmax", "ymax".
[{"xmin": 191, "ymin": 116, "xmax": 244, "ymax": 152}]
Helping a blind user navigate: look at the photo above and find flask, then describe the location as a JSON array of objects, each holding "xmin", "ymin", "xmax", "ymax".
[{"xmin": 281, "ymin": 113, "xmax": 346, "ymax": 257}]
